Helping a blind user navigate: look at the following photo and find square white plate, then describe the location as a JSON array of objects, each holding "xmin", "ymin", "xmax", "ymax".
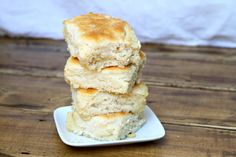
[{"xmin": 54, "ymin": 105, "xmax": 165, "ymax": 147}]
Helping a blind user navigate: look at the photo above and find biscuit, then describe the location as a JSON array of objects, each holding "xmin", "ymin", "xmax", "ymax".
[
  {"xmin": 66, "ymin": 111, "xmax": 145, "ymax": 141},
  {"xmin": 63, "ymin": 13, "xmax": 141, "ymax": 71},
  {"xmin": 64, "ymin": 51, "xmax": 145, "ymax": 93},
  {"xmin": 71, "ymin": 83, "xmax": 148, "ymax": 120}
]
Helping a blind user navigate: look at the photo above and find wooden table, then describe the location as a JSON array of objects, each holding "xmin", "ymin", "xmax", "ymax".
[{"xmin": 0, "ymin": 37, "xmax": 236, "ymax": 157}]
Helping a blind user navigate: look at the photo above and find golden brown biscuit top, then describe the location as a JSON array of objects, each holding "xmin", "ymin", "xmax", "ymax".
[
  {"xmin": 70, "ymin": 57, "xmax": 80, "ymax": 65},
  {"xmin": 69, "ymin": 56, "xmax": 130, "ymax": 72},
  {"xmin": 64, "ymin": 13, "xmax": 128, "ymax": 41},
  {"xmin": 99, "ymin": 112, "xmax": 129, "ymax": 119},
  {"xmin": 78, "ymin": 88, "xmax": 98, "ymax": 94},
  {"xmin": 102, "ymin": 66, "xmax": 129, "ymax": 71},
  {"xmin": 140, "ymin": 51, "xmax": 145, "ymax": 60}
]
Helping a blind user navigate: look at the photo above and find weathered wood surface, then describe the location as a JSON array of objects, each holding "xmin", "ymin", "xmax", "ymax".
[
  {"xmin": 1, "ymin": 109, "xmax": 235, "ymax": 157},
  {"xmin": 0, "ymin": 37, "xmax": 236, "ymax": 157},
  {"xmin": 1, "ymin": 74, "xmax": 236, "ymax": 130},
  {"xmin": 1, "ymin": 38, "xmax": 236, "ymax": 92}
]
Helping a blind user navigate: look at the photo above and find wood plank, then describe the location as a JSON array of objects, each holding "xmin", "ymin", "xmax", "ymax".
[
  {"xmin": 142, "ymin": 52, "xmax": 236, "ymax": 92},
  {"xmin": 0, "ymin": 37, "xmax": 66, "ymax": 52},
  {"xmin": 1, "ymin": 37, "xmax": 236, "ymax": 55},
  {"xmin": 148, "ymin": 85, "xmax": 236, "ymax": 130},
  {"xmin": 0, "ymin": 107, "xmax": 235, "ymax": 157},
  {"xmin": 1, "ymin": 74, "xmax": 235, "ymax": 129},
  {"xmin": 1, "ymin": 37, "xmax": 236, "ymax": 92},
  {"xmin": 0, "ymin": 42, "xmax": 68, "ymax": 71},
  {"xmin": 142, "ymin": 43, "xmax": 236, "ymax": 55},
  {"xmin": 0, "ymin": 75, "xmax": 70, "ymax": 113},
  {"xmin": 0, "ymin": 36, "xmax": 236, "ymax": 157}
]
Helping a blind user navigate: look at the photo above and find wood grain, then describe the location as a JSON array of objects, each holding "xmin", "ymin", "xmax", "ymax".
[
  {"xmin": 1, "ymin": 74, "xmax": 235, "ymax": 130},
  {"xmin": 148, "ymin": 85, "xmax": 236, "ymax": 130},
  {"xmin": 0, "ymin": 74, "xmax": 70, "ymax": 113},
  {"xmin": 143, "ymin": 52, "xmax": 236, "ymax": 92},
  {"xmin": 0, "ymin": 107, "xmax": 235, "ymax": 157},
  {"xmin": 1, "ymin": 37, "xmax": 236, "ymax": 157},
  {"xmin": 1, "ymin": 37, "xmax": 236, "ymax": 92}
]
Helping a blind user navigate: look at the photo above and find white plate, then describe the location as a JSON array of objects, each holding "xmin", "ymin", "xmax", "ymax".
[{"xmin": 53, "ymin": 105, "xmax": 165, "ymax": 147}]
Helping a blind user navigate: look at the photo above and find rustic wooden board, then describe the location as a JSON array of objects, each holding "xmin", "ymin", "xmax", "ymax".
[
  {"xmin": 1, "ymin": 37, "xmax": 236, "ymax": 157},
  {"xmin": 0, "ymin": 75, "xmax": 70, "ymax": 113},
  {"xmin": 1, "ymin": 74, "xmax": 235, "ymax": 130},
  {"xmin": 0, "ymin": 107, "xmax": 235, "ymax": 157},
  {"xmin": 149, "ymin": 86, "xmax": 236, "ymax": 130},
  {"xmin": 143, "ymin": 52, "xmax": 236, "ymax": 92},
  {"xmin": 1, "ymin": 38, "xmax": 236, "ymax": 92}
]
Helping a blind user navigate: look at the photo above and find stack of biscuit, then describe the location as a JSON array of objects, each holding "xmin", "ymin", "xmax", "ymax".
[{"xmin": 63, "ymin": 13, "xmax": 148, "ymax": 141}]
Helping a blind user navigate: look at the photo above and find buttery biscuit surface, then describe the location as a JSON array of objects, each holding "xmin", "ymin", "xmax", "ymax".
[{"xmin": 63, "ymin": 13, "xmax": 141, "ymax": 70}]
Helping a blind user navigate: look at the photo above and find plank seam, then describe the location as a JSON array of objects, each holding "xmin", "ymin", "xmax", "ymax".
[{"xmin": 163, "ymin": 121, "xmax": 236, "ymax": 131}]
